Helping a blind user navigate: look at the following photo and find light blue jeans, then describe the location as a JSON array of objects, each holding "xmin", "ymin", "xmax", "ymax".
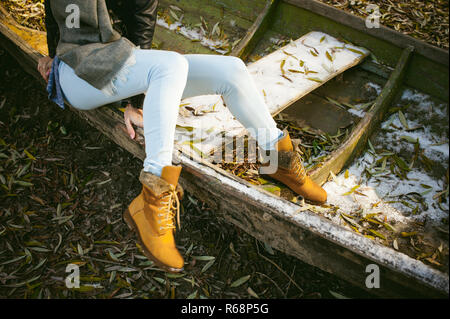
[{"xmin": 59, "ymin": 49, "xmax": 283, "ymax": 176}]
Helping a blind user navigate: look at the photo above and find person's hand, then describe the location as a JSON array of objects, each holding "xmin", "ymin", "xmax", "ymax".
[
  {"xmin": 37, "ymin": 56, "xmax": 53, "ymax": 83},
  {"xmin": 124, "ymin": 104, "xmax": 144, "ymax": 140}
]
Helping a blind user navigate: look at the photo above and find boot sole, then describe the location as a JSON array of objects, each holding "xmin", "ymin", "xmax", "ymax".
[
  {"xmin": 264, "ymin": 174, "xmax": 326, "ymax": 206},
  {"xmin": 123, "ymin": 209, "xmax": 184, "ymax": 273}
]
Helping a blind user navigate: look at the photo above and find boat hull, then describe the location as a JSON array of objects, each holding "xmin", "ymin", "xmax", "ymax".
[{"xmin": 0, "ymin": 1, "xmax": 448, "ymax": 297}]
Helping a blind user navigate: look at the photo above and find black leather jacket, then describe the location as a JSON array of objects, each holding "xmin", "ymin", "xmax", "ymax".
[{"xmin": 44, "ymin": 0, "xmax": 158, "ymax": 58}]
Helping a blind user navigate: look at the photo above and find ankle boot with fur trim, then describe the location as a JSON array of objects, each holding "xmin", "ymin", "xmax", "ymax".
[
  {"xmin": 261, "ymin": 131, "xmax": 327, "ymax": 204},
  {"xmin": 124, "ymin": 166, "xmax": 185, "ymax": 272}
]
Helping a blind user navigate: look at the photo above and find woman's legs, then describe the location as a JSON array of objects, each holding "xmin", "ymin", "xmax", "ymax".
[
  {"xmin": 59, "ymin": 50, "xmax": 281, "ymax": 177},
  {"xmin": 182, "ymin": 55, "xmax": 283, "ymax": 149},
  {"xmin": 59, "ymin": 49, "xmax": 189, "ymax": 176}
]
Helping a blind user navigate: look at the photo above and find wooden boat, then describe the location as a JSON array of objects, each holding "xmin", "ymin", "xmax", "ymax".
[{"xmin": 0, "ymin": 0, "xmax": 448, "ymax": 298}]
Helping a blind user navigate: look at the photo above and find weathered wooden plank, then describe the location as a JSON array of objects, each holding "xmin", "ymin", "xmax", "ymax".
[
  {"xmin": 252, "ymin": 32, "xmax": 370, "ymax": 116},
  {"xmin": 309, "ymin": 46, "xmax": 414, "ymax": 185},
  {"xmin": 176, "ymin": 160, "xmax": 448, "ymax": 299},
  {"xmin": 0, "ymin": 5, "xmax": 47, "ymax": 56},
  {"xmin": 231, "ymin": 0, "xmax": 279, "ymax": 60},
  {"xmin": 280, "ymin": 94, "xmax": 354, "ymax": 135},
  {"xmin": 312, "ymin": 65, "xmax": 387, "ymax": 106}
]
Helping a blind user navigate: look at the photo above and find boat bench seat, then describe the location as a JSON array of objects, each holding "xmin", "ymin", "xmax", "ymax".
[{"xmin": 175, "ymin": 31, "xmax": 369, "ymax": 160}]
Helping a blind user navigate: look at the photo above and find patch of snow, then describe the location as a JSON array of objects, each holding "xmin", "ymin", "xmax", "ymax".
[
  {"xmin": 324, "ymin": 88, "xmax": 449, "ymax": 227},
  {"xmin": 348, "ymin": 106, "xmax": 366, "ymax": 118},
  {"xmin": 367, "ymin": 82, "xmax": 382, "ymax": 95},
  {"xmin": 380, "ymin": 113, "xmax": 448, "ymax": 162},
  {"xmin": 156, "ymin": 18, "xmax": 230, "ymax": 55},
  {"xmin": 401, "ymin": 89, "xmax": 447, "ymax": 117}
]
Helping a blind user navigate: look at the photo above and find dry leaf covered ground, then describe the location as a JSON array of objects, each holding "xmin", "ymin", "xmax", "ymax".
[
  {"xmin": 317, "ymin": 0, "xmax": 449, "ymax": 49},
  {"xmin": 2, "ymin": 0, "xmax": 45, "ymax": 31}
]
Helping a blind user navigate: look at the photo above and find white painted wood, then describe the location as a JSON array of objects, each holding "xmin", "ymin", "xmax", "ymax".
[{"xmin": 177, "ymin": 31, "xmax": 369, "ymax": 158}]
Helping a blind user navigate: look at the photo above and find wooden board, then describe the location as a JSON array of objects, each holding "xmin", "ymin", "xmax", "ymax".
[
  {"xmin": 231, "ymin": 0, "xmax": 280, "ymax": 60},
  {"xmin": 279, "ymin": 94, "xmax": 354, "ymax": 135},
  {"xmin": 175, "ymin": 31, "xmax": 369, "ymax": 158}
]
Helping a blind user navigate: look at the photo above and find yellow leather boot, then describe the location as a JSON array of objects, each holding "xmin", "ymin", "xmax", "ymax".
[
  {"xmin": 262, "ymin": 131, "xmax": 327, "ymax": 204},
  {"xmin": 124, "ymin": 166, "xmax": 185, "ymax": 273}
]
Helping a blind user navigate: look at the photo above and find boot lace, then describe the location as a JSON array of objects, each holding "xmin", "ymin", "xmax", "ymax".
[
  {"xmin": 157, "ymin": 185, "xmax": 181, "ymax": 231},
  {"xmin": 293, "ymin": 154, "xmax": 307, "ymax": 183}
]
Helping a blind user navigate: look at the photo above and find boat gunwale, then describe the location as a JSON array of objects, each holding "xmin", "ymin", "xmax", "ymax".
[{"xmin": 309, "ymin": 46, "xmax": 414, "ymax": 185}]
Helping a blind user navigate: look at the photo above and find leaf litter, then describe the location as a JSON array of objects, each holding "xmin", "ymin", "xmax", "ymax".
[{"xmin": 317, "ymin": 0, "xmax": 449, "ymax": 49}]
